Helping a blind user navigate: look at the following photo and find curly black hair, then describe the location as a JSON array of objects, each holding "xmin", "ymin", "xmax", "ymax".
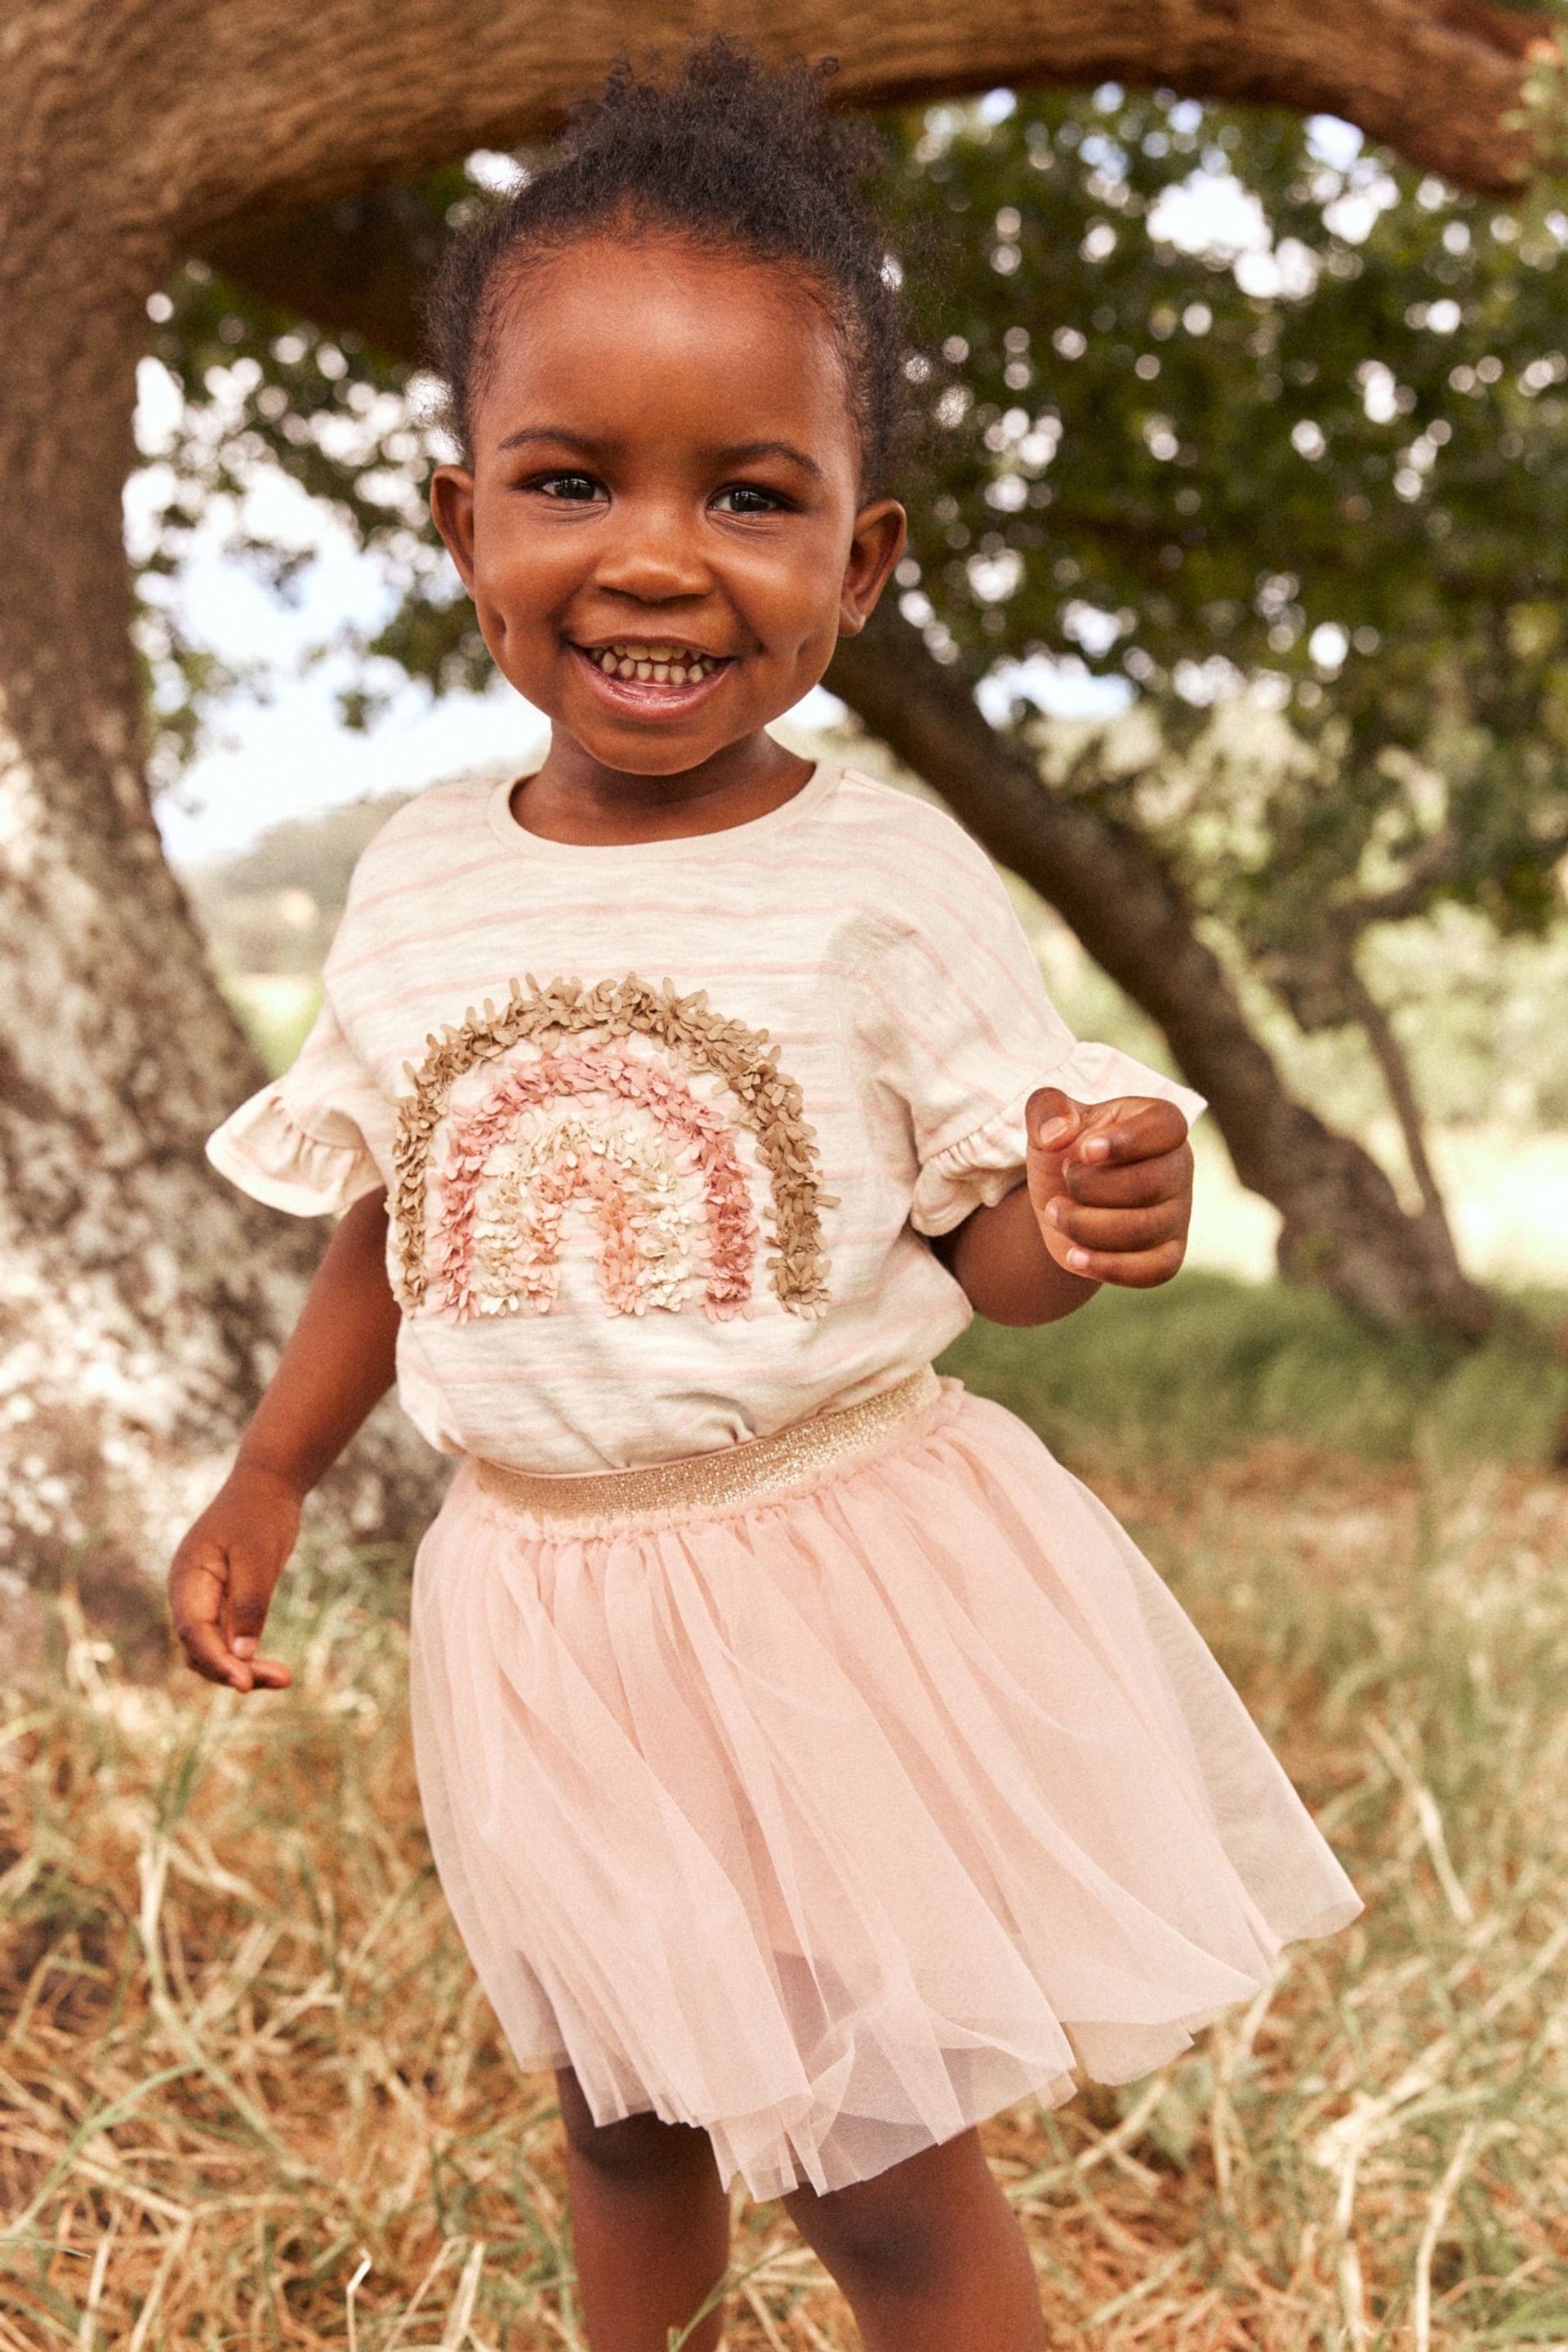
[{"xmin": 425, "ymin": 38, "xmax": 909, "ymax": 488}]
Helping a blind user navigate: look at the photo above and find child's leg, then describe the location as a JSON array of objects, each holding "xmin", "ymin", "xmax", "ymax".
[
  {"xmin": 556, "ymin": 2067, "xmax": 729, "ymax": 2351},
  {"xmin": 783, "ymin": 2128, "xmax": 1047, "ymax": 2352}
]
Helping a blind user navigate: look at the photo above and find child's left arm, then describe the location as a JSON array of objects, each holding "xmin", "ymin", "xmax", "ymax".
[{"xmin": 938, "ymin": 1085, "xmax": 1193, "ymax": 1327}]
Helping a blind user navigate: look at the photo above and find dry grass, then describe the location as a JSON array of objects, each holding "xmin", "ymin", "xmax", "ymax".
[{"xmin": 2, "ymin": 1455, "xmax": 1566, "ymax": 2349}]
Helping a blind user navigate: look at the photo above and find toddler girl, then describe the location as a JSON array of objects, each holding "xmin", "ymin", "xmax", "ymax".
[{"xmin": 170, "ymin": 45, "xmax": 1358, "ymax": 2352}]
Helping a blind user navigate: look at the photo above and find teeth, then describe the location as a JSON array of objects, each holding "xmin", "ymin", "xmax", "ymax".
[{"xmin": 588, "ymin": 643, "xmax": 723, "ymax": 681}]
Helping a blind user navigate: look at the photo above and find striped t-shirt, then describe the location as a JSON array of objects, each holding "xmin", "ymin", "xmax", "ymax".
[{"xmin": 208, "ymin": 762, "xmax": 1201, "ymax": 1474}]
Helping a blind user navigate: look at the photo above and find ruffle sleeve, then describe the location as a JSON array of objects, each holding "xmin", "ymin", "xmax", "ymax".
[
  {"xmin": 853, "ymin": 818, "xmax": 1205, "ymax": 1240},
  {"xmin": 910, "ymin": 1042, "xmax": 1206, "ymax": 1237},
  {"xmin": 206, "ymin": 994, "xmax": 386, "ymax": 1218}
]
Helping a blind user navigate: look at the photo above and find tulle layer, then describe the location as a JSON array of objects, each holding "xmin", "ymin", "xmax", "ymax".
[{"xmin": 409, "ymin": 1383, "xmax": 1359, "ymax": 2198}]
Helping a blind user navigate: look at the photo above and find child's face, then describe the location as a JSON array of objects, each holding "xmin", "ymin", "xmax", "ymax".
[{"xmin": 431, "ymin": 235, "xmax": 905, "ymax": 777}]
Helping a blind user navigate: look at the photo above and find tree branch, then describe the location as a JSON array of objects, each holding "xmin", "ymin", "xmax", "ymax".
[
  {"xmin": 1339, "ymin": 953, "xmax": 1453, "ymax": 1234},
  {"xmin": 43, "ymin": 0, "xmax": 1554, "ymax": 274},
  {"xmin": 1344, "ymin": 815, "xmax": 1568, "ymax": 929},
  {"xmin": 205, "ymin": 186, "xmax": 451, "ymax": 361},
  {"xmin": 1343, "ymin": 829, "xmax": 1470, "ymax": 928},
  {"xmin": 827, "ymin": 602, "xmax": 1496, "ymax": 1337}
]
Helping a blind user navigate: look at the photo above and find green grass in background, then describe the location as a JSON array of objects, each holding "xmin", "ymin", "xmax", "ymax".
[
  {"xmin": 223, "ymin": 972, "xmax": 323, "ymax": 1075},
  {"xmin": 940, "ymin": 1271, "xmax": 1568, "ymax": 1472}
]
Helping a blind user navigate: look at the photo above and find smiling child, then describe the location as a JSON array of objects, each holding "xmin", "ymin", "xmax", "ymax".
[{"xmin": 169, "ymin": 43, "xmax": 1359, "ymax": 2352}]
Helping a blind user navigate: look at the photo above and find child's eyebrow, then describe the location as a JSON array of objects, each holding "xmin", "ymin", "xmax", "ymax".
[
  {"xmin": 716, "ymin": 439, "xmax": 826, "ymax": 483},
  {"xmin": 497, "ymin": 426, "xmax": 603, "ymax": 457},
  {"xmin": 496, "ymin": 425, "xmax": 825, "ymax": 481}
]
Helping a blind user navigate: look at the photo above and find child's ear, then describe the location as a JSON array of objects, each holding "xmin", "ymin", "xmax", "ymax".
[
  {"xmin": 430, "ymin": 466, "xmax": 479, "ymax": 590},
  {"xmin": 838, "ymin": 499, "xmax": 906, "ymax": 637}
]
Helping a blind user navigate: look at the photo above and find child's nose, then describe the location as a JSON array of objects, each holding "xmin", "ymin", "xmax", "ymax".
[{"xmin": 593, "ymin": 506, "xmax": 713, "ymax": 604}]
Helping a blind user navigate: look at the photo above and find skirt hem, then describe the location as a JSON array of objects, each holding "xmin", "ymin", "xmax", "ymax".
[
  {"xmin": 411, "ymin": 1383, "xmax": 1361, "ymax": 2200},
  {"xmin": 496, "ymin": 1902, "xmax": 1359, "ymax": 2200}
]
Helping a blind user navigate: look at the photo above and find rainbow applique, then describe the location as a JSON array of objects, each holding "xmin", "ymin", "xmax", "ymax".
[{"xmin": 391, "ymin": 976, "xmax": 833, "ymax": 1322}]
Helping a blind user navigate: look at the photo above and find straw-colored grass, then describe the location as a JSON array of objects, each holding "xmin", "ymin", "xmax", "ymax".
[{"xmin": 2, "ymin": 1450, "xmax": 1566, "ymax": 2348}]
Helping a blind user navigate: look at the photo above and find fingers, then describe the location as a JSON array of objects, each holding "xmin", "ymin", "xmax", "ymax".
[
  {"xmin": 1050, "ymin": 1235, "xmax": 1187, "ymax": 1289},
  {"xmin": 1044, "ymin": 1180, "xmax": 1190, "ymax": 1287},
  {"xmin": 1045, "ymin": 1197, "xmax": 1186, "ymax": 1255},
  {"xmin": 223, "ymin": 1539, "xmax": 292, "ymax": 1691},
  {"xmin": 1061, "ymin": 1142, "xmax": 1193, "ymax": 1209},
  {"xmin": 222, "ymin": 1539, "xmax": 278, "ymax": 1665},
  {"xmin": 1069, "ymin": 1096, "xmax": 1189, "ymax": 1171},
  {"xmin": 1026, "ymin": 1093, "xmax": 1194, "ymax": 1290},
  {"xmin": 1044, "ymin": 1201, "xmax": 1189, "ymax": 1290},
  {"xmin": 168, "ymin": 1538, "xmax": 291, "ymax": 1695},
  {"xmin": 1025, "ymin": 1086, "xmax": 1083, "ymax": 1156},
  {"xmin": 169, "ymin": 1544, "xmax": 249, "ymax": 1689},
  {"xmin": 1027, "ymin": 1094, "xmax": 1188, "ymax": 1175}
]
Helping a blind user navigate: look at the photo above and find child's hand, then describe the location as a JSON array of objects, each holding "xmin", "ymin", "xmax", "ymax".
[
  {"xmin": 167, "ymin": 1463, "xmax": 300, "ymax": 1694},
  {"xmin": 1025, "ymin": 1088, "xmax": 1192, "ymax": 1289}
]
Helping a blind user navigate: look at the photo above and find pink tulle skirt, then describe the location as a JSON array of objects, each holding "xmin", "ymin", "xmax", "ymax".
[{"xmin": 409, "ymin": 1378, "xmax": 1359, "ymax": 2198}]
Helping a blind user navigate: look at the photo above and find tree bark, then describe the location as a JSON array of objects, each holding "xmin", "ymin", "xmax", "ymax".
[
  {"xmin": 0, "ymin": 56, "xmax": 435, "ymax": 1596},
  {"xmin": 827, "ymin": 607, "xmax": 1496, "ymax": 1341},
  {"xmin": 165, "ymin": 0, "xmax": 1550, "ymax": 248},
  {"xmin": 2, "ymin": 0, "xmax": 1531, "ymax": 1583},
  {"xmin": 197, "ymin": 0, "xmax": 1553, "ymax": 341}
]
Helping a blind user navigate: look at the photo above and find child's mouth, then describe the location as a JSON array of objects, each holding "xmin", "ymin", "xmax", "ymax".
[{"xmin": 571, "ymin": 638, "xmax": 733, "ymax": 714}]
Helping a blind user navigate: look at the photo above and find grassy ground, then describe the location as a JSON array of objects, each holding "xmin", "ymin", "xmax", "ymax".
[
  {"xmin": 941, "ymin": 1275, "xmax": 1568, "ymax": 1477},
  {"xmin": 3, "ymin": 1298, "xmax": 1567, "ymax": 2346}
]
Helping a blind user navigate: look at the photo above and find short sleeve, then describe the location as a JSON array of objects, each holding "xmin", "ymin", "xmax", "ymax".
[
  {"xmin": 207, "ymin": 992, "xmax": 385, "ymax": 1218},
  {"xmin": 859, "ymin": 832, "xmax": 1205, "ymax": 1238}
]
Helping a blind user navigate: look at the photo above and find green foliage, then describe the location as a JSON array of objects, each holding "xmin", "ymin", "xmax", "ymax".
[
  {"xmin": 876, "ymin": 87, "xmax": 1568, "ymax": 957},
  {"xmin": 939, "ymin": 1269, "xmax": 1568, "ymax": 1470},
  {"xmin": 187, "ymin": 796, "xmax": 414, "ymax": 994},
  {"xmin": 197, "ymin": 789, "xmax": 416, "ymax": 906},
  {"xmin": 134, "ymin": 168, "xmax": 487, "ymax": 781},
  {"xmin": 219, "ymin": 973, "xmax": 323, "ymax": 1069}
]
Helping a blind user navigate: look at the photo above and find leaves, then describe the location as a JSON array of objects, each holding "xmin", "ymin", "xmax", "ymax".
[
  {"xmin": 139, "ymin": 91, "xmax": 1568, "ymax": 962},
  {"xmin": 879, "ymin": 87, "xmax": 1568, "ymax": 948}
]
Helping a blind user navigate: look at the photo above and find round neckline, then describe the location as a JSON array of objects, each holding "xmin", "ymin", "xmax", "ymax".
[{"xmin": 487, "ymin": 758, "xmax": 839, "ymax": 863}]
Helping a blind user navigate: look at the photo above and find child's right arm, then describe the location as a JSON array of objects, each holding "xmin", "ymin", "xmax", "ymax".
[{"xmin": 167, "ymin": 1187, "xmax": 401, "ymax": 1694}]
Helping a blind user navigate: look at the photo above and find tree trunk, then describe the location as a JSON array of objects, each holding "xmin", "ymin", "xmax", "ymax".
[
  {"xmin": 0, "ymin": 111, "xmax": 433, "ymax": 1597},
  {"xmin": 828, "ymin": 607, "xmax": 1496, "ymax": 1341},
  {"xmin": 1, "ymin": 0, "xmax": 1529, "ymax": 1584}
]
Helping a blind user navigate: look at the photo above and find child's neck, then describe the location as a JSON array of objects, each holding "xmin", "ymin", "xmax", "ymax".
[{"xmin": 510, "ymin": 729, "xmax": 813, "ymax": 846}]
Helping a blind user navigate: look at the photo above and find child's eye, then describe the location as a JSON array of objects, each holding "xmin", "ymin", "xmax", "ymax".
[
  {"xmin": 535, "ymin": 472, "xmax": 607, "ymax": 503},
  {"xmin": 711, "ymin": 484, "xmax": 786, "ymax": 515}
]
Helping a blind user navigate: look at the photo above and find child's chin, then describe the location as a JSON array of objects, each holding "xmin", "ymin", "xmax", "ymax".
[{"xmin": 563, "ymin": 688, "xmax": 779, "ymax": 771}]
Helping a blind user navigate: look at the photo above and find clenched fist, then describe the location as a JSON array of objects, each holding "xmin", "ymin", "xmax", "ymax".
[{"xmin": 1025, "ymin": 1089, "xmax": 1193, "ymax": 1289}]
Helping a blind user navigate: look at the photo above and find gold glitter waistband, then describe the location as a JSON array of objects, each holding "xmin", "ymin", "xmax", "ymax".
[{"xmin": 474, "ymin": 1366, "xmax": 942, "ymax": 1529}]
